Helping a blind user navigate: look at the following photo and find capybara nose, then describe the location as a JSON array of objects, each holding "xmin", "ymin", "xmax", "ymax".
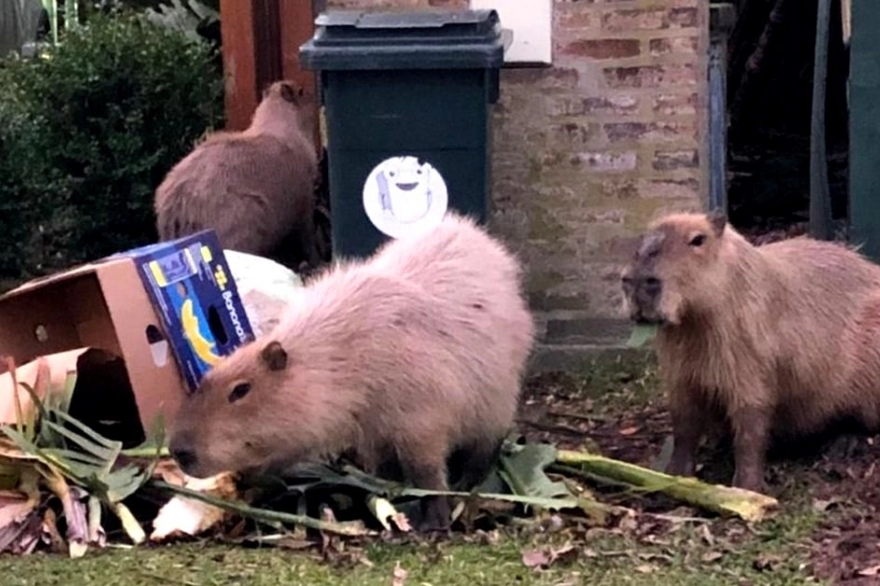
[
  {"xmin": 170, "ymin": 442, "xmax": 198, "ymax": 473},
  {"xmin": 638, "ymin": 276, "xmax": 662, "ymax": 297}
]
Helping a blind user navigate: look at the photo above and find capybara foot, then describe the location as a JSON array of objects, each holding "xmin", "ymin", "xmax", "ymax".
[
  {"xmin": 821, "ymin": 433, "xmax": 864, "ymax": 460},
  {"xmin": 731, "ymin": 467, "xmax": 767, "ymax": 494},
  {"xmin": 665, "ymin": 458, "xmax": 696, "ymax": 478},
  {"xmin": 664, "ymin": 443, "xmax": 697, "ymax": 478},
  {"xmin": 417, "ymin": 496, "xmax": 452, "ymax": 533}
]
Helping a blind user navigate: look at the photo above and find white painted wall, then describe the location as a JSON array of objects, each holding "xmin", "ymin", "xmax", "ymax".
[{"xmin": 470, "ymin": 0, "xmax": 553, "ymax": 65}]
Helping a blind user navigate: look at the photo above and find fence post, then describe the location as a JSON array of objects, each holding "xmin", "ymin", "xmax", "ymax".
[
  {"xmin": 221, "ymin": 0, "xmax": 319, "ymax": 132},
  {"xmin": 279, "ymin": 0, "xmax": 322, "ymax": 154}
]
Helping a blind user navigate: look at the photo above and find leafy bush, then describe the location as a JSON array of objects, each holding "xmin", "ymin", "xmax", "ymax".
[{"xmin": 0, "ymin": 11, "xmax": 223, "ymax": 283}]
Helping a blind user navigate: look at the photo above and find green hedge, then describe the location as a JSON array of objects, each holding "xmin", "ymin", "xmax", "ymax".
[{"xmin": 0, "ymin": 11, "xmax": 223, "ymax": 285}]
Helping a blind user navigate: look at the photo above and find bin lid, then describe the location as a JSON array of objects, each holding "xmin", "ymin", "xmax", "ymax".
[{"xmin": 299, "ymin": 9, "xmax": 506, "ymax": 71}]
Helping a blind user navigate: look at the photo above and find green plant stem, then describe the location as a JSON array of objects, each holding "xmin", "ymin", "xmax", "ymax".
[
  {"xmin": 555, "ymin": 449, "xmax": 778, "ymax": 522},
  {"xmin": 121, "ymin": 446, "xmax": 170, "ymax": 459}
]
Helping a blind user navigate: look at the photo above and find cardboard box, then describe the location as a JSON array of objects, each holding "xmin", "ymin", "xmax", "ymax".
[
  {"xmin": 110, "ymin": 230, "xmax": 256, "ymax": 391},
  {"xmin": 0, "ymin": 230, "xmax": 255, "ymax": 441}
]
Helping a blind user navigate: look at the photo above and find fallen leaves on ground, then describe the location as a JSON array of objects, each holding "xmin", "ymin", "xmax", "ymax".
[
  {"xmin": 858, "ymin": 564, "xmax": 880, "ymax": 577},
  {"xmin": 521, "ymin": 543, "xmax": 579, "ymax": 570},
  {"xmin": 0, "ymin": 353, "xmax": 787, "ymax": 561},
  {"xmin": 150, "ymin": 466, "xmax": 241, "ymax": 542},
  {"xmin": 753, "ymin": 553, "xmax": 784, "ymax": 572},
  {"xmin": 391, "ymin": 561, "xmax": 408, "ymax": 586}
]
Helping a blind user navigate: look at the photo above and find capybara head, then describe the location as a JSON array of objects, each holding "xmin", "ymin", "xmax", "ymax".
[
  {"xmin": 621, "ymin": 210, "xmax": 728, "ymax": 325},
  {"xmin": 262, "ymin": 80, "xmax": 306, "ymax": 105},
  {"xmin": 168, "ymin": 339, "xmax": 307, "ymax": 479},
  {"xmin": 251, "ymin": 79, "xmax": 317, "ymax": 141}
]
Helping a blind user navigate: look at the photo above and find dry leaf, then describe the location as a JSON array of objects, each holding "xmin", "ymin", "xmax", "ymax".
[
  {"xmin": 812, "ymin": 497, "xmax": 844, "ymax": 513},
  {"xmin": 753, "ymin": 554, "xmax": 782, "ymax": 572},
  {"xmin": 521, "ymin": 548, "xmax": 550, "ymax": 569},
  {"xmin": 858, "ymin": 564, "xmax": 880, "ymax": 577},
  {"xmin": 0, "ymin": 477, "xmax": 42, "ymax": 555},
  {"xmin": 634, "ymin": 564, "xmax": 656, "ymax": 574},
  {"xmin": 41, "ymin": 508, "xmax": 65, "ymax": 554},
  {"xmin": 521, "ymin": 545, "xmax": 578, "ymax": 570},
  {"xmin": 152, "ymin": 459, "xmax": 187, "ymax": 487},
  {"xmin": 619, "ymin": 426, "xmax": 640, "ymax": 436},
  {"xmin": 390, "ymin": 512, "xmax": 412, "ymax": 533},
  {"xmin": 699, "ymin": 524, "xmax": 715, "ymax": 546},
  {"xmin": 319, "ymin": 505, "xmax": 338, "ymax": 553},
  {"xmin": 549, "ymin": 544, "xmax": 579, "ymax": 565},
  {"xmin": 276, "ymin": 537, "xmax": 317, "ymax": 551},
  {"xmin": 0, "ymin": 349, "xmax": 89, "ymax": 424},
  {"xmin": 367, "ymin": 496, "xmax": 411, "ymax": 533},
  {"xmin": 150, "ymin": 471, "xmax": 240, "ymax": 542},
  {"xmin": 0, "ymin": 489, "xmax": 37, "ymax": 531},
  {"xmin": 617, "ymin": 510, "xmax": 639, "ymax": 532},
  {"xmin": 392, "ymin": 561, "xmax": 408, "ymax": 586},
  {"xmin": 41, "ymin": 468, "xmax": 89, "ymax": 558},
  {"xmin": 702, "ymin": 551, "xmax": 724, "ymax": 563}
]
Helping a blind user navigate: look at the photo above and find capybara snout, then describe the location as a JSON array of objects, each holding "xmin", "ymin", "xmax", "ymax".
[
  {"xmin": 621, "ymin": 209, "xmax": 727, "ymax": 326},
  {"xmin": 621, "ymin": 273, "xmax": 665, "ymax": 324},
  {"xmin": 169, "ymin": 434, "xmax": 198, "ymax": 475}
]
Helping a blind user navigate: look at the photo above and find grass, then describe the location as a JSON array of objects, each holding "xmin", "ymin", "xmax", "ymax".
[
  {"xmin": 0, "ymin": 353, "xmax": 838, "ymax": 585},
  {"xmin": 0, "ymin": 508, "xmax": 824, "ymax": 586}
]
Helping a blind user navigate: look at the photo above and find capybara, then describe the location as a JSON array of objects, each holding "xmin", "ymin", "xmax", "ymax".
[
  {"xmin": 154, "ymin": 80, "xmax": 321, "ymax": 270},
  {"xmin": 168, "ymin": 212, "xmax": 536, "ymax": 530},
  {"xmin": 621, "ymin": 209, "xmax": 880, "ymax": 493}
]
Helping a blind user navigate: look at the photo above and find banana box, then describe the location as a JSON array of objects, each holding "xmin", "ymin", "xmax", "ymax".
[
  {"xmin": 111, "ymin": 230, "xmax": 256, "ymax": 392},
  {"xmin": 0, "ymin": 230, "xmax": 254, "ymax": 442}
]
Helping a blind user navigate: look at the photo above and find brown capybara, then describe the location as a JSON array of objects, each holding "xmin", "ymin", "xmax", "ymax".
[
  {"xmin": 621, "ymin": 209, "xmax": 880, "ymax": 493},
  {"xmin": 154, "ymin": 80, "xmax": 321, "ymax": 270},
  {"xmin": 168, "ymin": 212, "xmax": 536, "ymax": 531}
]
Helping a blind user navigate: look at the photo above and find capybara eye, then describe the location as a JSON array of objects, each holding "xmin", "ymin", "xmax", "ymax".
[
  {"xmin": 689, "ymin": 234, "xmax": 706, "ymax": 247},
  {"xmin": 228, "ymin": 383, "xmax": 252, "ymax": 403},
  {"xmin": 646, "ymin": 277, "xmax": 661, "ymax": 288}
]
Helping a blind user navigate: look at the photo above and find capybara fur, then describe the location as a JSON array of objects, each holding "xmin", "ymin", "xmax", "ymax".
[
  {"xmin": 154, "ymin": 80, "xmax": 321, "ymax": 271},
  {"xmin": 168, "ymin": 212, "xmax": 536, "ymax": 530},
  {"xmin": 621, "ymin": 210, "xmax": 880, "ymax": 493}
]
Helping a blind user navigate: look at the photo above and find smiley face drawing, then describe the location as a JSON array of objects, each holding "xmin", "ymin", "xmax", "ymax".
[{"xmin": 362, "ymin": 156, "xmax": 449, "ymax": 239}]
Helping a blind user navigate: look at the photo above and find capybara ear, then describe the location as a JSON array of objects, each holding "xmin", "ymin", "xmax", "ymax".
[
  {"xmin": 706, "ymin": 208, "xmax": 727, "ymax": 237},
  {"xmin": 260, "ymin": 341, "xmax": 289, "ymax": 372},
  {"xmin": 279, "ymin": 82, "xmax": 299, "ymax": 103}
]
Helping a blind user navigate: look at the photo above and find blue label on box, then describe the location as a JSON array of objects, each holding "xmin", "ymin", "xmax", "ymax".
[{"xmin": 109, "ymin": 230, "xmax": 256, "ymax": 392}]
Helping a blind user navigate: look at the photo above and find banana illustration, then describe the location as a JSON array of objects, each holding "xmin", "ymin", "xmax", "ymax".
[{"xmin": 181, "ymin": 298, "xmax": 221, "ymax": 366}]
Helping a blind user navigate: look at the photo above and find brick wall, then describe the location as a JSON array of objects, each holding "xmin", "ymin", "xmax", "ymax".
[{"xmin": 326, "ymin": 0, "xmax": 709, "ymax": 363}]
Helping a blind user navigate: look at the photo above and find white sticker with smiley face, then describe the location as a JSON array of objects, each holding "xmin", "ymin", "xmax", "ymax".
[{"xmin": 362, "ymin": 156, "xmax": 449, "ymax": 239}]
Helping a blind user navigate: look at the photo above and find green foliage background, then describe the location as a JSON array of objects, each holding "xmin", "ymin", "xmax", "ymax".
[{"xmin": 0, "ymin": 10, "xmax": 224, "ymax": 286}]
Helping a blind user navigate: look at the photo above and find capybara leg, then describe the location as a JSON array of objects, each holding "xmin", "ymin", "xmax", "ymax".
[
  {"xmin": 399, "ymin": 446, "xmax": 451, "ymax": 532},
  {"xmin": 730, "ymin": 405, "xmax": 771, "ymax": 493},
  {"xmin": 447, "ymin": 437, "xmax": 503, "ymax": 491},
  {"xmin": 665, "ymin": 390, "xmax": 704, "ymax": 477}
]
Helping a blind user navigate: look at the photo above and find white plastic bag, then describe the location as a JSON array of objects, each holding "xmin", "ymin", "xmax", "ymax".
[{"xmin": 224, "ymin": 250, "xmax": 303, "ymax": 338}]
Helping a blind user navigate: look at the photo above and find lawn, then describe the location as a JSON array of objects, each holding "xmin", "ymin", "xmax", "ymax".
[{"xmin": 1, "ymin": 351, "xmax": 875, "ymax": 585}]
